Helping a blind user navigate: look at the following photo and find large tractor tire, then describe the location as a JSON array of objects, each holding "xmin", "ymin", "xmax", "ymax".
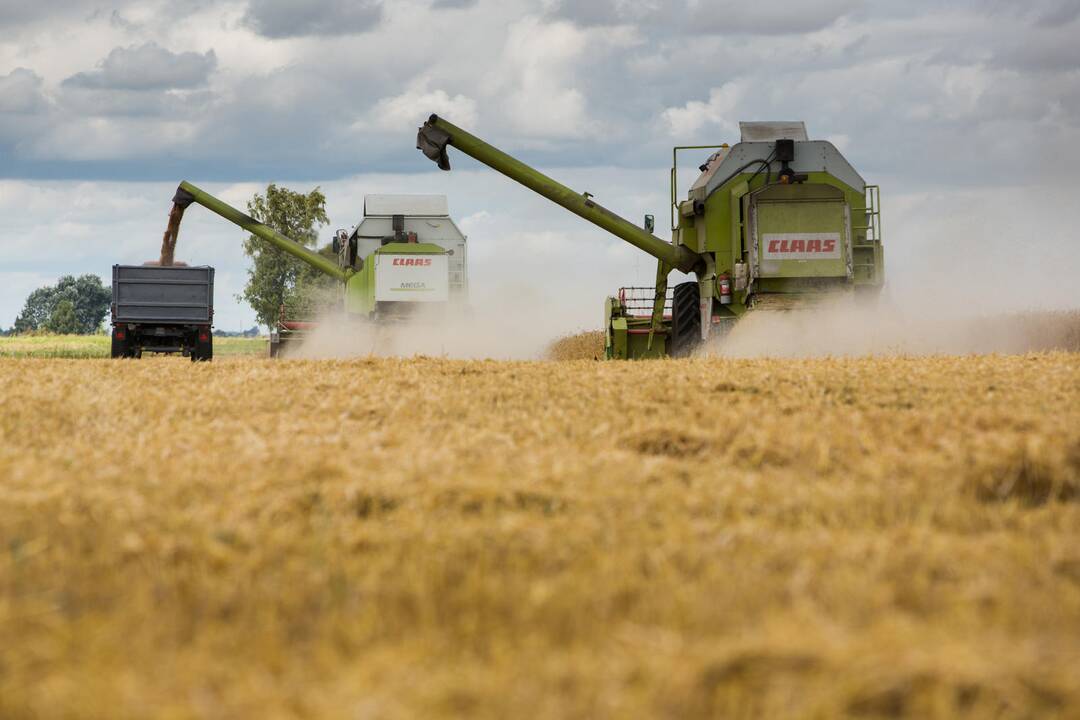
[{"xmin": 670, "ymin": 281, "xmax": 701, "ymax": 358}]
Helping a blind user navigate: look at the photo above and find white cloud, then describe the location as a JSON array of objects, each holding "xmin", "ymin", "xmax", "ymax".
[
  {"xmin": 358, "ymin": 83, "xmax": 478, "ymax": 133},
  {"xmin": 661, "ymin": 82, "xmax": 742, "ymax": 137},
  {"xmin": 495, "ymin": 16, "xmax": 595, "ymax": 138}
]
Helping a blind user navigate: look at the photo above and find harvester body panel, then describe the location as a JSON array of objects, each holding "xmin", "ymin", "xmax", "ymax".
[
  {"xmin": 749, "ymin": 184, "xmax": 852, "ymax": 280},
  {"xmin": 705, "ymin": 141, "xmax": 864, "ymax": 197},
  {"xmin": 374, "ymin": 246, "xmax": 450, "ymax": 302},
  {"xmin": 350, "ymin": 195, "xmax": 468, "ymax": 300}
]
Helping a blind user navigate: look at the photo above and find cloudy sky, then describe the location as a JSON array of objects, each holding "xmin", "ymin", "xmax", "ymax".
[{"xmin": 1, "ymin": 0, "xmax": 1078, "ymax": 332}]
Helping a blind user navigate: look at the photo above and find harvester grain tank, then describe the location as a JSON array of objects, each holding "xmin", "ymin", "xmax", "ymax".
[
  {"xmin": 165, "ymin": 182, "xmax": 468, "ymax": 355},
  {"xmin": 417, "ymin": 116, "xmax": 884, "ymax": 359}
]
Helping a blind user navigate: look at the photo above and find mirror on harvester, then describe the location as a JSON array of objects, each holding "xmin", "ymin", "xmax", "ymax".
[{"xmin": 644, "ymin": 214, "xmax": 655, "ymax": 233}]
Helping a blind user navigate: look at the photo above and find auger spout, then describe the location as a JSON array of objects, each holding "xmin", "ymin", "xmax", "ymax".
[
  {"xmin": 417, "ymin": 115, "xmax": 700, "ymax": 274},
  {"xmin": 171, "ymin": 181, "xmax": 348, "ymax": 282}
]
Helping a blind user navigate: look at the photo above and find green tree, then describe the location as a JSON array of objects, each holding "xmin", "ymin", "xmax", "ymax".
[
  {"xmin": 44, "ymin": 299, "xmax": 79, "ymax": 334},
  {"xmin": 13, "ymin": 286, "xmax": 55, "ymax": 333},
  {"xmin": 13, "ymin": 274, "xmax": 111, "ymax": 334},
  {"xmin": 241, "ymin": 184, "xmax": 337, "ymax": 328}
]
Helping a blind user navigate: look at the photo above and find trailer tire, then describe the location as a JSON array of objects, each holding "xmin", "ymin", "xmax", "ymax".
[
  {"xmin": 191, "ymin": 333, "xmax": 213, "ymax": 362},
  {"xmin": 111, "ymin": 335, "xmax": 126, "ymax": 359},
  {"xmin": 670, "ymin": 281, "xmax": 701, "ymax": 358}
]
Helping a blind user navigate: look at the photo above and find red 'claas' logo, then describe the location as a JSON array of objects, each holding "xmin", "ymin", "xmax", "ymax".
[
  {"xmin": 392, "ymin": 257, "xmax": 433, "ymax": 267},
  {"xmin": 767, "ymin": 238, "xmax": 836, "ymax": 253}
]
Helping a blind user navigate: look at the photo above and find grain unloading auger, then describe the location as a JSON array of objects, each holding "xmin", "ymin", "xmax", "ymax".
[
  {"xmin": 165, "ymin": 181, "xmax": 468, "ymax": 352},
  {"xmin": 418, "ymin": 116, "xmax": 885, "ymax": 359}
]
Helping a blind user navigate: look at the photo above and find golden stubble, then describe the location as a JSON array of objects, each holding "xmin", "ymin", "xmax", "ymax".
[{"xmin": 1, "ymin": 353, "xmax": 1078, "ymax": 719}]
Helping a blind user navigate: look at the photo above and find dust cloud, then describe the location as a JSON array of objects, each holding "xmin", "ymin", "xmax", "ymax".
[
  {"xmin": 280, "ymin": 294, "xmax": 1079, "ymax": 361},
  {"xmin": 282, "ymin": 284, "xmax": 579, "ymax": 360},
  {"xmin": 702, "ymin": 294, "xmax": 1079, "ymax": 358}
]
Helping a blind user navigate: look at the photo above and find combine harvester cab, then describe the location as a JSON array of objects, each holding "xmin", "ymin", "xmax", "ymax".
[
  {"xmin": 417, "ymin": 116, "xmax": 884, "ymax": 359},
  {"xmin": 165, "ymin": 182, "xmax": 468, "ymax": 357}
]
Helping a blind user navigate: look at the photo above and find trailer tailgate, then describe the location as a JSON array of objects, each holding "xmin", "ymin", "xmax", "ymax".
[{"xmin": 112, "ymin": 265, "xmax": 214, "ymax": 324}]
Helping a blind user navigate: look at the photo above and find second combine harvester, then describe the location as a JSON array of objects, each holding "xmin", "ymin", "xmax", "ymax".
[
  {"xmin": 162, "ymin": 182, "xmax": 468, "ymax": 356},
  {"xmin": 417, "ymin": 116, "xmax": 884, "ymax": 358}
]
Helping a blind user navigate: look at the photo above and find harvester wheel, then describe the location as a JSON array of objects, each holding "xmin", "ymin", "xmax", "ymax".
[{"xmin": 670, "ymin": 282, "xmax": 701, "ymax": 358}]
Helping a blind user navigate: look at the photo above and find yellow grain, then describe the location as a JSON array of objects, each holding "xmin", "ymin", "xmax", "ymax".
[{"xmin": 1, "ymin": 352, "xmax": 1078, "ymax": 719}]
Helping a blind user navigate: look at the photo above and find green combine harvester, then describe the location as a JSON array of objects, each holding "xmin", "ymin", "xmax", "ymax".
[
  {"xmin": 417, "ymin": 116, "xmax": 884, "ymax": 359},
  {"xmin": 164, "ymin": 181, "xmax": 468, "ymax": 355}
]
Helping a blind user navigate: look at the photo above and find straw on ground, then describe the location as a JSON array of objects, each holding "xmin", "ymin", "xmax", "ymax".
[{"xmin": 1, "ymin": 352, "xmax": 1078, "ymax": 718}]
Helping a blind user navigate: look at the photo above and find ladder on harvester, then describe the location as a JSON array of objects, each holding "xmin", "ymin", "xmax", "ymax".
[{"xmin": 851, "ymin": 185, "xmax": 882, "ymax": 283}]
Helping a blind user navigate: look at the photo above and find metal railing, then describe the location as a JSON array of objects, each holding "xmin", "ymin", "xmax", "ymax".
[
  {"xmin": 618, "ymin": 286, "xmax": 673, "ymax": 317},
  {"xmin": 864, "ymin": 185, "xmax": 882, "ymax": 243}
]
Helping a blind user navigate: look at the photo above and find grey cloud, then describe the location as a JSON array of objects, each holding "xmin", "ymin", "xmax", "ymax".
[
  {"xmin": 990, "ymin": 30, "xmax": 1080, "ymax": 73},
  {"xmin": 0, "ymin": 1, "xmax": 213, "ymax": 41},
  {"xmin": 432, "ymin": 0, "xmax": 478, "ymax": 8},
  {"xmin": 63, "ymin": 43, "xmax": 217, "ymax": 91},
  {"xmin": 1035, "ymin": 1, "xmax": 1080, "ymax": 26},
  {"xmin": 0, "ymin": 0, "xmax": 92, "ymax": 27},
  {"xmin": 243, "ymin": 0, "xmax": 383, "ymax": 38},
  {"xmin": 544, "ymin": 0, "xmax": 859, "ymax": 35},
  {"xmin": 0, "ymin": 68, "xmax": 49, "ymax": 113},
  {"xmin": 686, "ymin": 0, "xmax": 861, "ymax": 34},
  {"xmin": 0, "ymin": 68, "xmax": 53, "ymax": 156},
  {"xmin": 58, "ymin": 86, "xmax": 216, "ymax": 118},
  {"xmin": 108, "ymin": 9, "xmax": 139, "ymax": 31}
]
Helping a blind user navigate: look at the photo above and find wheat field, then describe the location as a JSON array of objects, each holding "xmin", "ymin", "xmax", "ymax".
[{"xmin": 1, "ymin": 351, "xmax": 1079, "ymax": 718}]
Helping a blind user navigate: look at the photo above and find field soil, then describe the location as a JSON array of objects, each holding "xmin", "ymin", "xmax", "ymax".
[{"xmin": 1, "ymin": 353, "xmax": 1079, "ymax": 718}]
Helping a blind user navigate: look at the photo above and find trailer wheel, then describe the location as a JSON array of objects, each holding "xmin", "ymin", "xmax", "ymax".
[
  {"xmin": 670, "ymin": 281, "xmax": 701, "ymax": 358},
  {"xmin": 191, "ymin": 332, "xmax": 213, "ymax": 362},
  {"xmin": 110, "ymin": 335, "xmax": 126, "ymax": 359}
]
